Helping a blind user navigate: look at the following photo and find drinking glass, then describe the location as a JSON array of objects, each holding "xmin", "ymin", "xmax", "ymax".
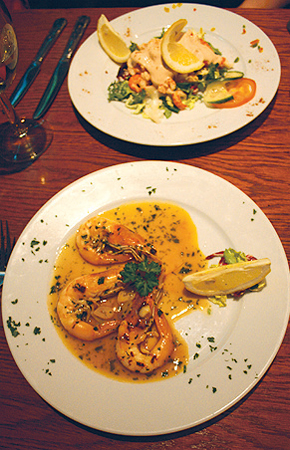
[{"xmin": 0, "ymin": 0, "xmax": 52, "ymax": 169}]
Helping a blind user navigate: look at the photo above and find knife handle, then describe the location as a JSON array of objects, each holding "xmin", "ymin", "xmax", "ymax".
[
  {"xmin": 32, "ymin": 15, "xmax": 90, "ymax": 120},
  {"xmin": 61, "ymin": 16, "xmax": 90, "ymax": 61},
  {"xmin": 35, "ymin": 18, "xmax": 67, "ymax": 64}
]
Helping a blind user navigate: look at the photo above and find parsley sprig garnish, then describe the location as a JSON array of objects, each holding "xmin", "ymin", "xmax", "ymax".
[{"xmin": 120, "ymin": 257, "xmax": 162, "ymax": 297}]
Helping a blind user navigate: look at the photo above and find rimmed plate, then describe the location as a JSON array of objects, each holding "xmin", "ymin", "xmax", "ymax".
[
  {"xmin": 2, "ymin": 161, "xmax": 289, "ymax": 436},
  {"xmin": 68, "ymin": 3, "xmax": 281, "ymax": 146}
]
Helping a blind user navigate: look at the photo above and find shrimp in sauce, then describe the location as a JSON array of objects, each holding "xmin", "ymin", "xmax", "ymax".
[
  {"xmin": 116, "ymin": 291, "xmax": 174, "ymax": 374},
  {"xmin": 57, "ymin": 268, "xmax": 131, "ymax": 341},
  {"xmin": 50, "ymin": 201, "xmax": 207, "ymax": 382},
  {"xmin": 76, "ymin": 217, "xmax": 157, "ymax": 265}
]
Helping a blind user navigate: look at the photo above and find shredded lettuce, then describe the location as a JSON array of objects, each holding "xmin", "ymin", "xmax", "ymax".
[
  {"xmin": 107, "ymin": 63, "xmax": 232, "ymax": 123},
  {"xmin": 142, "ymin": 87, "xmax": 165, "ymax": 123},
  {"xmin": 223, "ymin": 248, "xmax": 248, "ymax": 265},
  {"xmin": 108, "ymin": 80, "xmax": 133, "ymax": 102},
  {"xmin": 208, "ymin": 295, "xmax": 227, "ymax": 307},
  {"xmin": 125, "ymin": 96, "xmax": 145, "ymax": 114}
]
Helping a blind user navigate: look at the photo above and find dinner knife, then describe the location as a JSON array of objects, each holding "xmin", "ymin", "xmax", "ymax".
[
  {"xmin": 10, "ymin": 18, "xmax": 67, "ymax": 107},
  {"xmin": 33, "ymin": 15, "xmax": 90, "ymax": 120}
]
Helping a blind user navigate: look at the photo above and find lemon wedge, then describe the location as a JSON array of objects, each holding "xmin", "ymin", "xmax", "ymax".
[
  {"xmin": 161, "ymin": 19, "xmax": 204, "ymax": 73},
  {"xmin": 183, "ymin": 258, "xmax": 271, "ymax": 296},
  {"xmin": 97, "ymin": 14, "xmax": 130, "ymax": 64}
]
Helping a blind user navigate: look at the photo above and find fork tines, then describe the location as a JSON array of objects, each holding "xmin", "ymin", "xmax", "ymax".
[{"xmin": 0, "ymin": 220, "xmax": 15, "ymax": 271}]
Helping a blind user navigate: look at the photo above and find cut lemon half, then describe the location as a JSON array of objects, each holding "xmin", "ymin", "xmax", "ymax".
[
  {"xmin": 161, "ymin": 19, "xmax": 204, "ymax": 73},
  {"xmin": 183, "ymin": 258, "xmax": 271, "ymax": 296},
  {"xmin": 97, "ymin": 14, "xmax": 130, "ymax": 64}
]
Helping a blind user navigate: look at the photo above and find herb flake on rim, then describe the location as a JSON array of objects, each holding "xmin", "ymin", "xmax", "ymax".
[{"xmin": 7, "ymin": 316, "xmax": 21, "ymax": 337}]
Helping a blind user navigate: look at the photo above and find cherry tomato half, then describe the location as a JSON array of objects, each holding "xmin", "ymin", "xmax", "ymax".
[{"xmin": 213, "ymin": 78, "xmax": 256, "ymax": 108}]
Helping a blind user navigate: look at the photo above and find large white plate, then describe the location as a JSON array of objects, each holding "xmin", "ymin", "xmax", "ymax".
[
  {"xmin": 68, "ymin": 3, "xmax": 281, "ymax": 146},
  {"xmin": 2, "ymin": 161, "xmax": 289, "ymax": 436}
]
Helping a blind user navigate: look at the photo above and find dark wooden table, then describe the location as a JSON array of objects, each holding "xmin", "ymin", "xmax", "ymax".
[{"xmin": 1, "ymin": 6, "xmax": 289, "ymax": 449}]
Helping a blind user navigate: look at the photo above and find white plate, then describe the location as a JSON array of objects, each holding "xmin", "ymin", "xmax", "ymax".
[
  {"xmin": 68, "ymin": 3, "xmax": 281, "ymax": 146},
  {"xmin": 2, "ymin": 161, "xmax": 289, "ymax": 436}
]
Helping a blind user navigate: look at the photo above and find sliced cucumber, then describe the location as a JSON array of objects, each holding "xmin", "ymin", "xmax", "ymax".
[
  {"xmin": 223, "ymin": 71, "xmax": 244, "ymax": 80},
  {"xmin": 203, "ymin": 81, "xmax": 234, "ymax": 105}
]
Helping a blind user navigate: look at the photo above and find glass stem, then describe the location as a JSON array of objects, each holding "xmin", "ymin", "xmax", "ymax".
[{"xmin": 0, "ymin": 91, "xmax": 27, "ymax": 135}]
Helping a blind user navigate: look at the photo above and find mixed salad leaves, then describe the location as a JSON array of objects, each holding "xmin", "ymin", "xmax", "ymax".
[
  {"xmin": 108, "ymin": 62, "xmax": 235, "ymax": 118},
  {"xmin": 107, "ymin": 28, "xmax": 255, "ymax": 123}
]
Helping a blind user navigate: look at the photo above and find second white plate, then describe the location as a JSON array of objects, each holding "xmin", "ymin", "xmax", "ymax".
[{"xmin": 68, "ymin": 3, "xmax": 281, "ymax": 146}]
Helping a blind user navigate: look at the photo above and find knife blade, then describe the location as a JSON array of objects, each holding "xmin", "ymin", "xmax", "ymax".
[
  {"xmin": 33, "ymin": 15, "xmax": 90, "ymax": 120},
  {"xmin": 10, "ymin": 18, "xmax": 67, "ymax": 107}
]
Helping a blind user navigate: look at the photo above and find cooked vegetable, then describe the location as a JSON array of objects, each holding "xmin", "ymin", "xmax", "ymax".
[
  {"xmin": 222, "ymin": 71, "xmax": 244, "ymax": 80},
  {"xmin": 203, "ymin": 81, "xmax": 234, "ymax": 105},
  {"xmin": 204, "ymin": 78, "xmax": 256, "ymax": 108}
]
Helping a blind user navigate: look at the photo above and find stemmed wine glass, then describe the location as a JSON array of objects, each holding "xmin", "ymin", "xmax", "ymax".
[{"xmin": 0, "ymin": 0, "xmax": 52, "ymax": 170}]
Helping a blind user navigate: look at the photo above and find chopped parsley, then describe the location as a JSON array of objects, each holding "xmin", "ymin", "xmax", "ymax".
[
  {"xmin": 50, "ymin": 275, "xmax": 62, "ymax": 294},
  {"xmin": 30, "ymin": 239, "xmax": 40, "ymax": 248},
  {"xmin": 7, "ymin": 316, "xmax": 21, "ymax": 337},
  {"xmin": 146, "ymin": 186, "xmax": 157, "ymax": 195},
  {"xmin": 179, "ymin": 266, "xmax": 191, "ymax": 274}
]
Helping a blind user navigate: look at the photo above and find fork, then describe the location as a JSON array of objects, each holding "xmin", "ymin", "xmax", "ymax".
[{"xmin": 0, "ymin": 220, "xmax": 15, "ymax": 287}]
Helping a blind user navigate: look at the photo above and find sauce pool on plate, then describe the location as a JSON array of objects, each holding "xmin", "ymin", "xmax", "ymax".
[{"xmin": 48, "ymin": 201, "xmax": 209, "ymax": 382}]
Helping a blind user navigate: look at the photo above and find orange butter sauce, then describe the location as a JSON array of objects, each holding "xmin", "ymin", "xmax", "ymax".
[{"xmin": 48, "ymin": 201, "xmax": 209, "ymax": 382}]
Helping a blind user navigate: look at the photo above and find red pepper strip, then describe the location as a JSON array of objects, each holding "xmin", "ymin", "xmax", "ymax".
[
  {"xmin": 245, "ymin": 255, "xmax": 257, "ymax": 261},
  {"xmin": 206, "ymin": 251, "xmax": 224, "ymax": 260},
  {"xmin": 250, "ymin": 39, "xmax": 260, "ymax": 47}
]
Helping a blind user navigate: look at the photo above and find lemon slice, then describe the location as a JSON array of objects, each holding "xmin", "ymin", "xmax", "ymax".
[
  {"xmin": 161, "ymin": 19, "xmax": 204, "ymax": 73},
  {"xmin": 183, "ymin": 258, "xmax": 271, "ymax": 296},
  {"xmin": 97, "ymin": 14, "xmax": 130, "ymax": 64}
]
